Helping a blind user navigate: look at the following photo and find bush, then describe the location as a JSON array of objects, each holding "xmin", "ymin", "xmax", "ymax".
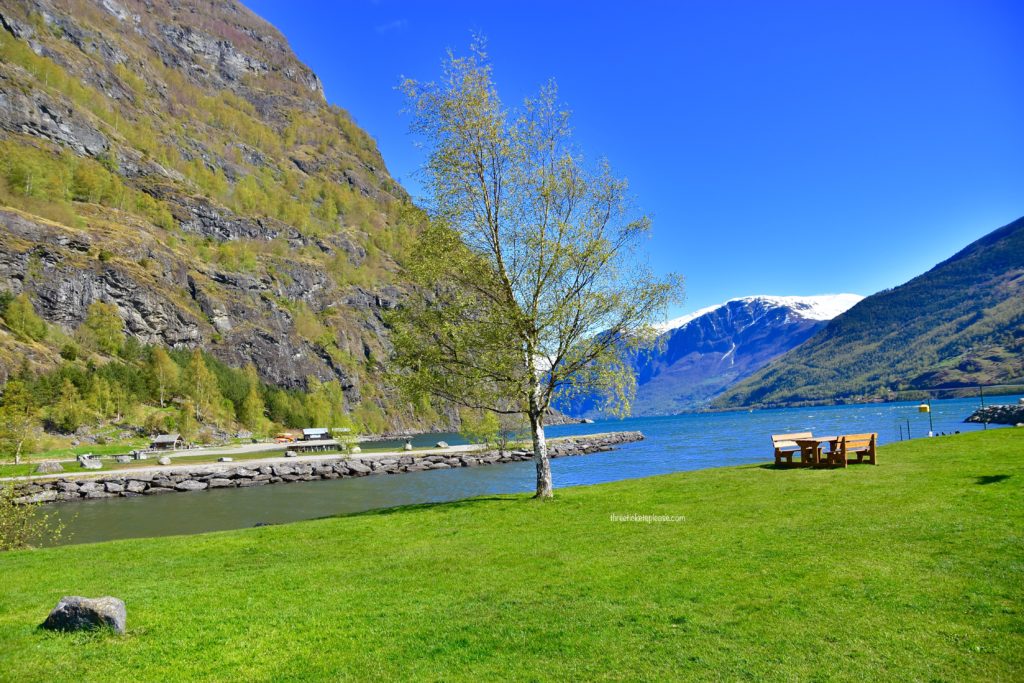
[
  {"xmin": 0, "ymin": 484, "xmax": 65, "ymax": 551},
  {"xmin": 2, "ymin": 293, "xmax": 47, "ymax": 342},
  {"xmin": 79, "ymin": 301, "xmax": 125, "ymax": 355},
  {"xmin": 59, "ymin": 342, "xmax": 79, "ymax": 361}
]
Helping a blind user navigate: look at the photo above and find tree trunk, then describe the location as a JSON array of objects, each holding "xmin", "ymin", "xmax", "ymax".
[{"xmin": 528, "ymin": 403, "xmax": 553, "ymax": 499}]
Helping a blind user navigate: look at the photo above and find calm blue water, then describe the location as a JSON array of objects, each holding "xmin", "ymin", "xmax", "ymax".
[{"xmin": 44, "ymin": 395, "xmax": 1020, "ymax": 546}]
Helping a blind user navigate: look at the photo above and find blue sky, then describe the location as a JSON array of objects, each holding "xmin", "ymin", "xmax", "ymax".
[{"xmin": 245, "ymin": 0, "xmax": 1024, "ymax": 319}]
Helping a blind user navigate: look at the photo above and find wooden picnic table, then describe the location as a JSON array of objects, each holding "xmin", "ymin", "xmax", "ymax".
[{"xmin": 794, "ymin": 436, "xmax": 839, "ymax": 467}]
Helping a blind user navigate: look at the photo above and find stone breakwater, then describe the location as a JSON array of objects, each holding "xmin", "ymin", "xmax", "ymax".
[
  {"xmin": 965, "ymin": 404, "xmax": 1024, "ymax": 425},
  {"xmin": 13, "ymin": 432, "xmax": 644, "ymax": 505}
]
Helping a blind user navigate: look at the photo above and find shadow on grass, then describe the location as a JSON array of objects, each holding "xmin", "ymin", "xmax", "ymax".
[
  {"xmin": 293, "ymin": 495, "xmax": 527, "ymax": 525},
  {"xmin": 756, "ymin": 463, "xmax": 810, "ymax": 471},
  {"xmin": 975, "ymin": 474, "xmax": 1011, "ymax": 485}
]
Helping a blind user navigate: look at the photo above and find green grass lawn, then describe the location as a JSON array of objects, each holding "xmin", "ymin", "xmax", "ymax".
[
  {"xmin": 1, "ymin": 430, "xmax": 1021, "ymax": 681},
  {"xmin": 0, "ymin": 441, "xmax": 150, "ymax": 477},
  {"xmin": 30, "ymin": 440, "xmax": 149, "ymax": 461}
]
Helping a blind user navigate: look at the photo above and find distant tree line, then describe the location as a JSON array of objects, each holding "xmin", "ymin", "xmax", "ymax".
[{"xmin": 0, "ymin": 292, "xmax": 359, "ymax": 463}]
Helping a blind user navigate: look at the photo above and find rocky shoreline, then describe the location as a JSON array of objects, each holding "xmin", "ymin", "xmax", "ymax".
[
  {"xmin": 12, "ymin": 432, "xmax": 644, "ymax": 505},
  {"xmin": 965, "ymin": 404, "xmax": 1024, "ymax": 426}
]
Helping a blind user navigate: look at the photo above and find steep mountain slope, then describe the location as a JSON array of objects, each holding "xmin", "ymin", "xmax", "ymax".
[
  {"xmin": 715, "ymin": 216, "xmax": 1024, "ymax": 408},
  {"xmin": 560, "ymin": 294, "xmax": 862, "ymax": 417},
  {"xmin": 0, "ymin": 0, "xmax": 426, "ymax": 429}
]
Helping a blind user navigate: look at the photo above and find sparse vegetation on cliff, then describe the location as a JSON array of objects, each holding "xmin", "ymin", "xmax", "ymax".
[{"xmin": 0, "ymin": 0, "xmax": 446, "ymax": 433}]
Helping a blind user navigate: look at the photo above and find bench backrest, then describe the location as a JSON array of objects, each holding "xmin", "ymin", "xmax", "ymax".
[
  {"xmin": 840, "ymin": 433, "xmax": 876, "ymax": 450},
  {"xmin": 771, "ymin": 432, "xmax": 812, "ymax": 450}
]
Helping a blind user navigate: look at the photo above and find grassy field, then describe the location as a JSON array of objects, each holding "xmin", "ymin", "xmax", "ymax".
[{"xmin": 1, "ymin": 430, "xmax": 1021, "ymax": 681}]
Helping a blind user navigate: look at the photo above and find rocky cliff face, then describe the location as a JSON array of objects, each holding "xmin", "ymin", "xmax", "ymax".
[{"xmin": 0, "ymin": 1, "xmax": 424, "ymax": 424}]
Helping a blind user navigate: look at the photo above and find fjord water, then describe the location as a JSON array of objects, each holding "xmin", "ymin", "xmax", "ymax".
[{"xmin": 44, "ymin": 396, "xmax": 1019, "ymax": 546}]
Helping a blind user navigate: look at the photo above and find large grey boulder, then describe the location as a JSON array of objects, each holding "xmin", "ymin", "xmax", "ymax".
[
  {"xmin": 347, "ymin": 461, "xmax": 372, "ymax": 474},
  {"xmin": 15, "ymin": 490, "xmax": 58, "ymax": 504},
  {"xmin": 435, "ymin": 441, "xmax": 449, "ymax": 449},
  {"xmin": 78, "ymin": 455, "xmax": 102, "ymax": 470},
  {"xmin": 157, "ymin": 456, "xmax": 172, "ymax": 466},
  {"xmin": 34, "ymin": 461, "xmax": 64, "ymax": 474},
  {"xmin": 42, "ymin": 596, "xmax": 126, "ymax": 634}
]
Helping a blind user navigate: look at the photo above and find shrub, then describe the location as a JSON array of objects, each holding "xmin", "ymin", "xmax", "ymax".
[
  {"xmin": 0, "ymin": 483, "xmax": 65, "ymax": 551},
  {"xmin": 3, "ymin": 292, "xmax": 48, "ymax": 342},
  {"xmin": 59, "ymin": 342, "xmax": 79, "ymax": 361}
]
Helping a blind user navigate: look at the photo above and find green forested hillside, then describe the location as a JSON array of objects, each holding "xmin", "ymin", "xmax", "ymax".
[
  {"xmin": 715, "ymin": 216, "xmax": 1024, "ymax": 407},
  {"xmin": 0, "ymin": 0, "xmax": 441, "ymax": 445}
]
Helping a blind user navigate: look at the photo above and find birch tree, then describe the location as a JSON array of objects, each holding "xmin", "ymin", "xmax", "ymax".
[
  {"xmin": 0, "ymin": 380, "xmax": 37, "ymax": 465},
  {"xmin": 183, "ymin": 349, "xmax": 223, "ymax": 423},
  {"xmin": 396, "ymin": 42, "xmax": 682, "ymax": 498},
  {"xmin": 149, "ymin": 346, "xmax": 179, "ymax": 408}
]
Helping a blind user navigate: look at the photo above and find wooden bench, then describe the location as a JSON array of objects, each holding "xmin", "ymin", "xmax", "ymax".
[
  {"xmin": 771, "ymin": 432, "xmax": 812, "ymax": 467},
  {"xmin": 830, "ymin": 433, "xmax": 877, "ymax": 467}
]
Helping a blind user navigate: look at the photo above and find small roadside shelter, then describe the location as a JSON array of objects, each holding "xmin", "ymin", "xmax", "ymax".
[
  {"xmin": 302, "ymin": 428, "xmax": 330, "ymax": 441},
  {"xmin": 150, "ymin": 433, "xmax": 183, "ymax": 450}
]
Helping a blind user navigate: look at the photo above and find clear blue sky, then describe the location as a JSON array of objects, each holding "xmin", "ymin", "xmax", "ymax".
[{"xmin": 245, "ymin": 0, "xmax": 1024, "ymax": 319}]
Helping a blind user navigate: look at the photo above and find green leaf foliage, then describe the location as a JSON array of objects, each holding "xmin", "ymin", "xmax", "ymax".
[{"xmin": 394, "ymin": 40, "xmax": 683, "ymax": 495}]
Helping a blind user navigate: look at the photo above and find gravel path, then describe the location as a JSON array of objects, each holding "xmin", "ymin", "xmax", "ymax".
[{"xmin": 3, "ymin": 444, "xmax": 483, "ymax": 483}]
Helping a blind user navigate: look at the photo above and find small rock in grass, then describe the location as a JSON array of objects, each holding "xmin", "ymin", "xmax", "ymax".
[
  {"xmin": 115, "ymin": 455, "xmax": 132, "ymax": 464},
  {"xmin": 218, "ymin": 457, "xmax": 233, "ymax": 462},
  {"xmin": 435, "ymin": 441, "xmax": 449, "ymax": 449},
  {"xmin": 157, "ymin": 456, "xmax": 172, "ymax": 466},
  {"xmin": 42, "ymin": 596, "xmax": 126, "ymax": 635},
  {"xmin": 285, "ymin": 450, "xmax": 297, "ymax": 458},
  {"xmin": 349, "ymin": 446, "xmax": 361, "ymax": 454},
  {"xmin": 34, "ymin": 461, "xmax": 64, "ymax": 474}
]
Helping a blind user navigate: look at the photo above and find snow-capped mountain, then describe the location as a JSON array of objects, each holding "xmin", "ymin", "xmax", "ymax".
[
  {"xmin": 656, "ymin": 294, "xmax": 864, "ymax": 332},
  {"xmin": 559, "ymin": 294, "xmax": 863, "ymax": 417}
]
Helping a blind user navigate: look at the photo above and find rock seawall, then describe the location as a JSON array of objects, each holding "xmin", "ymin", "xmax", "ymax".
[
  {"xmin": 13, "ymin": 432, "xmax": 644, "ymax": 505},
  {"xmin": 965, "ymin": 404, "xmax": 1024, "ymax": 425}
]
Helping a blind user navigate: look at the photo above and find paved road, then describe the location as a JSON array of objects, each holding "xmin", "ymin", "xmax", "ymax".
[{"xmin": 4, "ymin": 443, "xmax": 485, "ymax": 483}]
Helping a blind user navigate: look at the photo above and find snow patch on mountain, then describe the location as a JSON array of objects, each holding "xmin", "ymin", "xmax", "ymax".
[{"xmin": 656, "ymin": 293, "xmax": 863, "ymax": 332}]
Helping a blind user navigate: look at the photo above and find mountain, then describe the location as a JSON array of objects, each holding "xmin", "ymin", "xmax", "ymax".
[
  {"xmin": 714, "ymin": 216, "xmax": 1024, "ymax": 408},
  {"xmin": 0, "ymin": 0, "xmax": 428, "ymax": 430},
  {"xmin": 560, "ymin": 294, "xmax": 863, "ymax": 417}
]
